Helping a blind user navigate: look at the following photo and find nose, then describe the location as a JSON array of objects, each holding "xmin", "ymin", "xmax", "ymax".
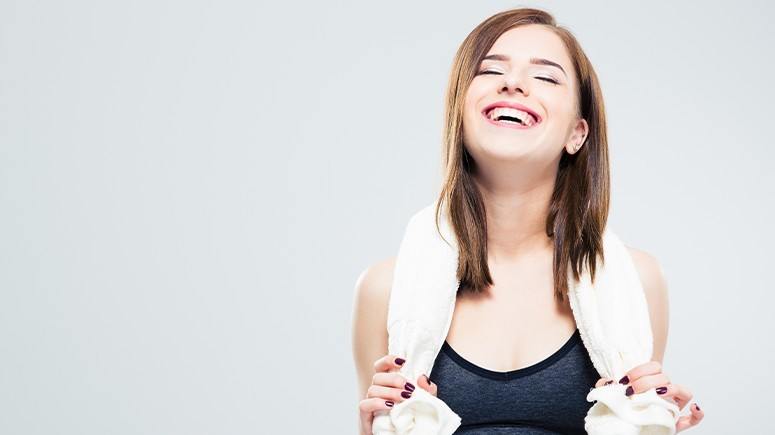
[{"xmin": 499, "ymin": 73, "xmax": 528, "ymax": 96}]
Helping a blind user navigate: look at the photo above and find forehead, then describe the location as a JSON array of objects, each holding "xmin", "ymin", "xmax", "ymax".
[{"xmin": 485, "ymin": 24, "xmax": 571, "ymax": 68}]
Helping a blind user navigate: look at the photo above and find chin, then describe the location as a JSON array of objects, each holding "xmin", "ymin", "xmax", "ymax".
[{"xmin": 475, "ymin": 139, "xmax": 538, "ymax": 162}]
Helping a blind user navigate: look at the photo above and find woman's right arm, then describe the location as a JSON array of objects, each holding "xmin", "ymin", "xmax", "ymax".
[
  {"xmin": 351, "ymin": 257, "xmax": 396, "ymax": 432},
  {"xmin": 352, "ymin": 256, "xmax": 395, "ymax": 396}
]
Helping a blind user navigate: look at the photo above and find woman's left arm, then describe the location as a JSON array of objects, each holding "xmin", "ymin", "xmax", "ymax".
[
  {"xmin": 594, "ymin": 247, "xmax": 705, "ymax": 432},
  {"xmin": 628, "ymin": 246, "xmax": 670, "ymax": 364}
]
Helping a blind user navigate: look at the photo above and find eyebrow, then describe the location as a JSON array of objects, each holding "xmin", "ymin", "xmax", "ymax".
[{"xmin": 481, "ymin": 54, "xmax": 567, "ymax": 77}]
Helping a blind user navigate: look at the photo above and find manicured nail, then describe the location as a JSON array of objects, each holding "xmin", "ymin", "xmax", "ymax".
[
  {"xmin": 656, "ymin": 386, "xmax": 667, "ymax": 394},
  {"xmin": 618, "ymin": 375, "xmax": 629, "ymax": 385},
  {"xmin": 425, "ymin": 374, "xmax": 433, "ymax": 385},
  {"xmin": 395, "ymin": 358, "xmax": 405, "ymax": 365},
  {"xmin": 604, "ymin": 380, "xmax": 613, "ymax": 385},
  {"xmin": 386, "ymin": 400, "xmax": 394, "ymax": 407},
  {"xmin": 625, "ymin": 386, "xmax": 634, "ymax": 396},
  {"xmin": 401, "ymin": 391, "xmax": 412, "ymax": 399},
  {"xmin": 404, "ymin": 382, "xmax": 415, "ymax": 392},
  {"xmin": 695, "ymin": 403, "xmax": 701, "ymax": 411}
]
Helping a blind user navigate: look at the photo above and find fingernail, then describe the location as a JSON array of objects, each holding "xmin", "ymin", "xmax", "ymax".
[
  {"xmin": 386, "ymin": 400, "xmax": 394, "ymax": 407},
  {"xmin": 425, "ymin": 374, "xmax": 433, "ymax": 385},
  {"xmin": 625, "ymin": 386, "xmax": 634, "ymax": 396},
  {"xmin": 656, "ymin": 386, "xmax": 667, "ymax": 394},
  {"xmin": 604, "ymin": 380, "xmax": 613, "ymax": 385},
  {"xmin": 404, "ymin": 382, "xmax": 415, "ymax": 392},
  {"xmin": 395, "ymin": 358, "xmax": 405, "ymax": 365},
  {"xmin": 618, "ymin": 375, "xmax": 629, "ymax": 385},
  {"xmin": 695, "ymin": 403, "xmax": 701, "ymax": 411},
  {"xmin": 401, "ymin": 391, "xmax": 412, "ymax": 399}
]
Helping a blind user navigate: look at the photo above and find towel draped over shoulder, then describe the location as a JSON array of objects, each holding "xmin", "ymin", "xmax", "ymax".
[{"xmin": 371, "ymin": 201, "xmax": 680, "ymax": 435}]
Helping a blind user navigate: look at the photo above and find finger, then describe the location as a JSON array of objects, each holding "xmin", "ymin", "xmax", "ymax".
[
  {"xmin": 652, "ymin": 382, "xmax": 680, "ymax": 405},
  {"xmin": 372, "ymin": 372, "xmax": 415, "ymax": 391},
  {"xmin": 359, "ymin": 398, "xmax": 396, "ymax": 433},
  {"xmin": 675, "ymin": 402, "xmax": 703, "ymax": 433},
  {"xmin": 417, "ymin": 373, "xmax": 438, "ymax": 396},
  {"xmin": 658, "ymin": 383, "xmax": 691, "ymax": 410},
  {"xmin": 374, "ymin": 354, "xmax": 407, "ymax": 373},
  {"xmin": 366, "ymin": 384, "xmax": 413, "ymax": 402},
  {"xmin": 358, "ymin": 397, "xmax": 395, "ymax": 414},
  {"xmin": 669, "ymin": 383, "xmax": 694, "ymax": 411},
  {"xmin": 619, "ymin": 360, "xmax": 663, "ymax": 385},
  {"xmin": 627, "ymin": 372, "xmax": 670, "ymax": 395},
  {"xmin": 594, "ymin": 377, "xmax": 614, "ymax": 388},
  {"xmin": 359, "ymin": 407, "xmax": 373, "ymax": 435}
]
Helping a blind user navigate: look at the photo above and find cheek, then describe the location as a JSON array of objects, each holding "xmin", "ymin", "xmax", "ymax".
[
  {"xmin": 543, "ymin": 96, "xmax": 578, "ymax": 129},
  {"xmin": 544, "ymin": 89, "xmax": 577, "ymax": 116},
  {"xmin": 464, "ymin": 82, "xmax": 488, "ymax": 111},
  {"xmin": 462, "ymin": 99, "xmax": 476, "ymax": 121}
]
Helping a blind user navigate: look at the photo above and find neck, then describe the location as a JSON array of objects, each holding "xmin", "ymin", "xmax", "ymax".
[{"xmin": 472, "ymin": 169, "xmax": 556, "ymax": 263}]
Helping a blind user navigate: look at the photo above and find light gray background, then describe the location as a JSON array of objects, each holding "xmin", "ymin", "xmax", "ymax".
[{"xmin": 1, "ymin": 0, "xmax": 771, "ymax": 433}]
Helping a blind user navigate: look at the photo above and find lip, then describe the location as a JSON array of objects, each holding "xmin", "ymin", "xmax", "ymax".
[{"xmin": 481, "ymin": 101, "xmax": 542, "ymax": 129}]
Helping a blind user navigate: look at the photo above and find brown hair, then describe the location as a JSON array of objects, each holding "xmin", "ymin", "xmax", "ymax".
[{"xmin": 435, "ymin": 7, "xmax": 610, "ymax": 302}]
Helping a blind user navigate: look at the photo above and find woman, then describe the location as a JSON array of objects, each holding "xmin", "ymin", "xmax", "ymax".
[{"xmin": 352, "ymin": 7, "xmax": 704, "ymax": 434}]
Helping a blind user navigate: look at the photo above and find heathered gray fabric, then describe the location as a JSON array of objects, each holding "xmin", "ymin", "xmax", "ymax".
[{"xmin": 428, "ymin": 328, "xmax": 599, "ymax": 434}]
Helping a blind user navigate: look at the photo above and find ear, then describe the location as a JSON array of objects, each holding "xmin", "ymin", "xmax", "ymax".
[{"xmin": 564, "ymin": 118, "xmax": 589, "ymax": 155}]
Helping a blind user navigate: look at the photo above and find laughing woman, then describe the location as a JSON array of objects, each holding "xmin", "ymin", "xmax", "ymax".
[{"xmin": 352, "ymin": 7, "xmax": 703, "ymax": 435}]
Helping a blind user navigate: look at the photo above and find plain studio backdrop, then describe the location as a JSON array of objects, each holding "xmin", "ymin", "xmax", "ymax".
[{"xmin": 1, "ymin": 0, "xmax": 772, "ymax": 433}]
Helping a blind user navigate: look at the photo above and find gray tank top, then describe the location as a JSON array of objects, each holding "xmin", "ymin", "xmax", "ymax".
[{"xmin": 428, "ymin": 328, "xmax": 599, "ymax": 434}]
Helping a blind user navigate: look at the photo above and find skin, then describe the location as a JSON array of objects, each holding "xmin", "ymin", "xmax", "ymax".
[{"xmin": 351, "ymin": 24, "xmax": 703, "ymax": 434}]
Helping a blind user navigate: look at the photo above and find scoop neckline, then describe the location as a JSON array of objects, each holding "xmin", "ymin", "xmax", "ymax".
[{"xmin": 441, "ymin": 328, "xmax": 581, "ymax": 381}]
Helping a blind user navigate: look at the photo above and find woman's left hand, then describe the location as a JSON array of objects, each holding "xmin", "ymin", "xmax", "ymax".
[{"xmin": 594, "ymin": 360, "xmax": 704, "ymax": 432}]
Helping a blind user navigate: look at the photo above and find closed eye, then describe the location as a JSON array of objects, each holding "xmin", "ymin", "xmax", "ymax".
[
  {"xmin": 536, "ymin": 77, "xmax": 559, "ymax": 84},
  {"xmin": 476, "ymin": 70, "xmax": 560, "ymax": 85}
]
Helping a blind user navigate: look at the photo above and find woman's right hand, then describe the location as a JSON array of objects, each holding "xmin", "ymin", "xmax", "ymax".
[{"xmin": 358, "ymin": 354, "xmax": 437, "ymax": 435}]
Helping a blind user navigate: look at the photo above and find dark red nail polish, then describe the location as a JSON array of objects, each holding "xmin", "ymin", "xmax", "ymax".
[
  {"xmin": 386, "ymin": 400, "xmax": 394, "ymax": 407},
  {"xmin": 656, "ymin": 386, "xmax": 667, "ymax": 394},
  {"xmin": 404, "ymin": 382, "xmax": 415, "ymax": 392},
  {"xmin": 604, "ymin": 380, "xmax": 613, "ymax": 385},
  {"xmin": 401, "ymin": 391, "xmax": 412, "ymax": 399},
  {"xmin": 425, "ymin": 374, "xmax": 433, "ymax": 385},
  {"xmin": 395, "ymin": 358, "xmax": 405, "ymax": 365},
  {"xmin": 695, "ymin": 403, "xmax": 700, "ymax": 411},
  {"xmin": 619, "ymin": 375, "xmax": 629, "ymax": 385},
  {"xmin": 625, "ymin": 386, "xmax": 634, "ymax": 396}
]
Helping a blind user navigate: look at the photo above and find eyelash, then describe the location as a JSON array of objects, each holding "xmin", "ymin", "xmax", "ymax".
[{"xmin": 476, "ymin": 70, "xmax": 560, "ymax": 85}]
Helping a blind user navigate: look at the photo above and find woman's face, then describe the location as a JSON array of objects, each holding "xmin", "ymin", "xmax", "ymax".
[{"xmin": 463, "ymin": 24, "xmax": 588, "ymax": 177}]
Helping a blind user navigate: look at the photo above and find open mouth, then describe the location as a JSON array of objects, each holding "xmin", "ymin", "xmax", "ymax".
[{"xmin": 482, "ymin": 106, "xmax": 541, "ymax": 129}]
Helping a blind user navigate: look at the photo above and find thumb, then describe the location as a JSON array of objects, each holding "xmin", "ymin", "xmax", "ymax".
[{"xmin": 417, "ymin": 374, "xmax": 438, "ymax": 397}]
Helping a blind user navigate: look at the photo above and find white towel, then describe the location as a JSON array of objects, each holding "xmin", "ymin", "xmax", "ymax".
[{"xmin": 371, "ymin": 201, "xmax": 681, "ymax": 435}]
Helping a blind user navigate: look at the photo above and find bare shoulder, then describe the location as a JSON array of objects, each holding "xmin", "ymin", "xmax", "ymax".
[
  {"xmin": 353, "ymin": 256, "xmax": 396, "ymax": 307},
  {"xmin": 625, "ymin": 245, "xmax": 670, "ymax": 363},
  {"xmin": 625, "ymin": 246, "xmax": 667, "ymax": 290}
]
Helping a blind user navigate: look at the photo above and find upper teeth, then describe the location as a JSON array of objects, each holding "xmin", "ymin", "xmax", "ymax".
[{"xmin": 487, "ymin": 107, "xmax": 536, "ymax": 126}]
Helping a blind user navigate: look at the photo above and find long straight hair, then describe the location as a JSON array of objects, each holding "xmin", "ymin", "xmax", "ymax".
[{"xmin": 435, "ymin": 7, "xmax": 610, "ymax": 302}]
